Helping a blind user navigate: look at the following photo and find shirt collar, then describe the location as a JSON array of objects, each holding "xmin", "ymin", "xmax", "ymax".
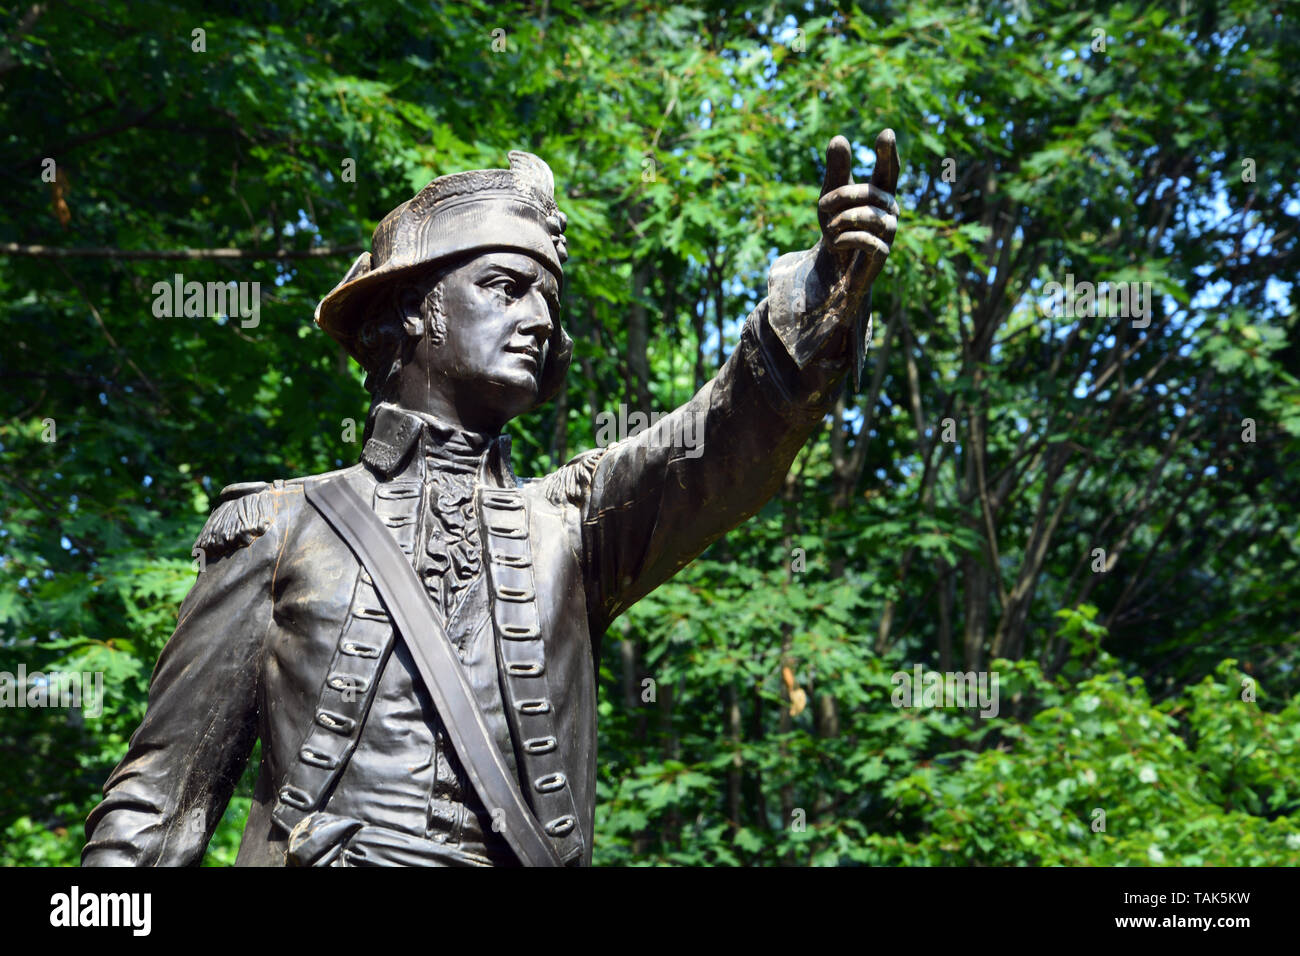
[{"xmin": 361, "ymin": 402, "xmax": 515, "ymax": 485}]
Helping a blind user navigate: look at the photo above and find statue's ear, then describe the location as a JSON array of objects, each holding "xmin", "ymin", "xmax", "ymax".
[
  {"xmin": 397, "ymin": 283, "xmax": 425, "ymax": 337},
  {"xmin": 537, "ymin": 324, "xmax": 573, "ymax": 406}
]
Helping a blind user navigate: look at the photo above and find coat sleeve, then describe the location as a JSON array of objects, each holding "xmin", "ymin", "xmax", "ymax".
[
  {"xmin": 579, "ymin": 244, "xmax": 859, "ymax": 635},
  {"xmin": 81, "ymin": 485, "xmax": 288, "ymax": 867}
]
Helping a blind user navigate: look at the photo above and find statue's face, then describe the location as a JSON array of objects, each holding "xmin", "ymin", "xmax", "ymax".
[{"xmin": 402, "ymin": 250, "xmax": 559, "ymax": 432}]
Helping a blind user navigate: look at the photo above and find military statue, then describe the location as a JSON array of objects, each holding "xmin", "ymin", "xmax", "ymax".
[{"xmin": 82, "ymin": 131, "xmax": 901, "ymax": 866}]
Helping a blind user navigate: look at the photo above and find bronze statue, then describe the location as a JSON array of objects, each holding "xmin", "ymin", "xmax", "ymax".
[{"xmin": 82, "ymin": 131, "xmax": 900, "ymax": 866}]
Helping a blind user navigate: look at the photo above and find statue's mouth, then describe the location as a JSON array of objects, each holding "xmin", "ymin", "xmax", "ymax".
[{"xmin": 506, "ymin": 343, "xmax": 542, "ymax": 369}]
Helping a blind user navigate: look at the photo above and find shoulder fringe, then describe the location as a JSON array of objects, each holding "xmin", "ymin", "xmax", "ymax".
[
  {"xmin": 194, "ymin": 483, "xmax": 274, "ymax": 561},
  {"xmin": 540, "ymin": 447, "xmax": 609, "ymax": 507}
]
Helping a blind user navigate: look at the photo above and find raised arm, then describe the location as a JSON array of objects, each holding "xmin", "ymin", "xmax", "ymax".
[{"xmin": 581, "ymin": 131, "xmax": 900, "ymax": 633}]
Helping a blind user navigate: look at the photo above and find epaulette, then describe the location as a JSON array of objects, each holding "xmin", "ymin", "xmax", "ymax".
[
  {"xmin": 540, "ymin": 447, "xmax": 609, "ymax": 507},
  {"xmin": 193, "ymin": 481, "xmax": 276, "ymax": 561}
]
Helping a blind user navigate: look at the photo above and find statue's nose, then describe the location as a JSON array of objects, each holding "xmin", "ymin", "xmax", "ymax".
[{"xmin": 517, "ymin": 290, "xmax": 553, "ymax": 340}]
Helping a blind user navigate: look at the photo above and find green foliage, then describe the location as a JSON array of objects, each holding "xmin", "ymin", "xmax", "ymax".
[
  {"xmin": 596, "ymin": 555, "xmax": 1300, "ymax": 866},
  {"xmin": 865, "ymin": 657, "xmax": 1300, "ymax": 866}
]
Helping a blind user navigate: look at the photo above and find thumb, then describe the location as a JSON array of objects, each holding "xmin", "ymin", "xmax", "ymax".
[{"xmin": 820, "ymin": 134, "xmax": 853, "ymax": 198}]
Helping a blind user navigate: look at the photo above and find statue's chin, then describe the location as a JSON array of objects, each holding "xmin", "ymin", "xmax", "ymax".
[{"xmin": 467, "ymin": 372, "xmax": 540, "ymax": 428}]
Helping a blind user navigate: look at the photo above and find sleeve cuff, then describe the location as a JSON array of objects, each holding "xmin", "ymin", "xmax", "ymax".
[{"xmin": 765, "ymin": 244, "xmax": 854, "ymax": 371}]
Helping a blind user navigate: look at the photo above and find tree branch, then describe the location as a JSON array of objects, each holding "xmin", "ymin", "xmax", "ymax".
[{"xmin": 2, "ymin": 242, "xmax": 363, "ymax": 260}]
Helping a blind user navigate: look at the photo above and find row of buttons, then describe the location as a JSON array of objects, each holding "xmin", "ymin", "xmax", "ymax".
[{"xmin": 479, "ymin": 485, "xmax": 583, "ymax": 862}]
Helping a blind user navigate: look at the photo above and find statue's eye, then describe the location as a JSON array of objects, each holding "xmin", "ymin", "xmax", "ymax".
[{"xmin": 486, "ymin": 276, "xmax": 522, "ymax": 297}]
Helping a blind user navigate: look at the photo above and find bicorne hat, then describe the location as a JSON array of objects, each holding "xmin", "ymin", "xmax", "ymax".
[{"xmin": 314, "ymin": 150, "xmax": 573, "ymax": 404}]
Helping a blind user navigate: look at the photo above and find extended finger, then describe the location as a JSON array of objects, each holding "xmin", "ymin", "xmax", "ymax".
[
  {"xmin": 819, "ymin": 183, "xmax": 900, "ymax": 219},
  {"xmin": 870, "ymin": 128, "xmax": 900, "ymax": 195},
  {"xmin": 820, "ymin": 134, "xmax": 854, "ymax": 198}
]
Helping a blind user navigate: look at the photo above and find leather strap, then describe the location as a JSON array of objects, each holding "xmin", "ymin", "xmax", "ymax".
[{"xmin": 304, "ymin": 476, "xmax": 562, "ymax": 867}]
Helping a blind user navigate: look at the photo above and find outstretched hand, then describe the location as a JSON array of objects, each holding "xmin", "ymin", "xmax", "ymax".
[{"xmin": 817, "ymin": 130, "xmax": 900, "ymax": 301}]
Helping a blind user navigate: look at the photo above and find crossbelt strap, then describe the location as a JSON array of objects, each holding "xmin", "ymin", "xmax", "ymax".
[{"xmin": 304, "ymin": 476, "xmax": 562, "ymax": 868}]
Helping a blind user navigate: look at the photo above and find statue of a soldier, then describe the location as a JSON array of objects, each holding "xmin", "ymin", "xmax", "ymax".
[{"xmin": 82, "ymin": 131, "xmax": 900, "ymax": 866}]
